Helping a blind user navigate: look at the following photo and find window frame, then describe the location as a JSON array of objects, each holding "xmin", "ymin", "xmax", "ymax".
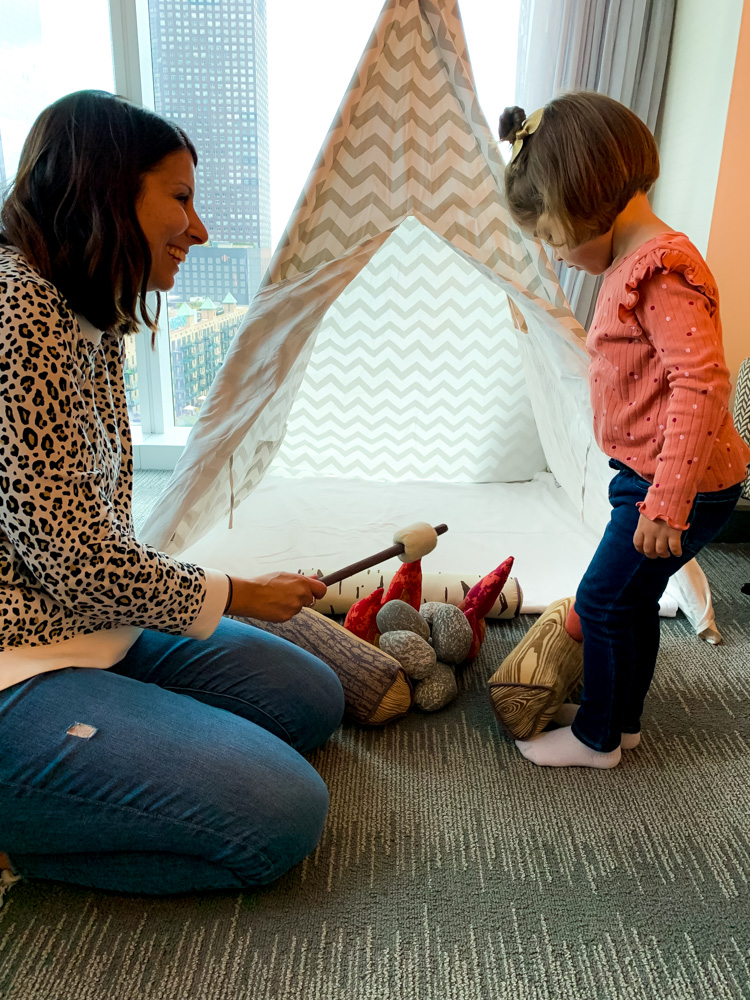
[{"xmin": 110, "ymin": 0, "xmax": 191, "ymax": 469}]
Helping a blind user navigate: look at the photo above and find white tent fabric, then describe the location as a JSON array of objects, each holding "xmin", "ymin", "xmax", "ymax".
[
  {"xmin": 270, "ymin": 215, "xmax": 547, "ymax": 484},
  {"xmin": 142, "ymin": 0, "xmax": 715, "ymax": 634}
]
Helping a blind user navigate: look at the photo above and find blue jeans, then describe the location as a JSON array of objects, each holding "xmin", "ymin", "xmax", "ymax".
[
  {"xmin": 0, "ymin": 618, "xmax": 344, "ymax": 894},
  {"xmin": 573, "ymin": 460, "xmax": 743, "ymax": 753}
]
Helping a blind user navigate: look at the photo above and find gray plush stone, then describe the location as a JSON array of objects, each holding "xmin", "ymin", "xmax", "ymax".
[
  {"xmin": 413, "ymin": 662, "xmax": 458, "ymax": 711},
  {"xmin": 378, "ymin": 630, "xmax": 436, "ymax": 680},
  {"xmin": 430, "ymin": 604, "xmax": 473, "ymax": 664},
  {"xmin": 418, "ymin": 601, "xmax": 444, "ymax": 626},
  {"xmin": 376, "ymin": 599, "xmax": 430, "ymax": 640}
]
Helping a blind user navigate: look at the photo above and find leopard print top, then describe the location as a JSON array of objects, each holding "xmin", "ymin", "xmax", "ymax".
[{"xmin": 0, "ymin": 244, "xmax": 209, "ymax": 650}]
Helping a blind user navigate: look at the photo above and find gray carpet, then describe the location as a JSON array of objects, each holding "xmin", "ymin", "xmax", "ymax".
[{"xmin": 1, "ymin": 472, "xmax": 748, "ymax": 999}]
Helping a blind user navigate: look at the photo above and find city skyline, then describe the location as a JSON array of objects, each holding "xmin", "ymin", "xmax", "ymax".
[
  {"xmin": 148, "ymin": 0, "xmax": 271, "ymax": 248},
  {"xmin": 3, "ymin": 0, "xmax": 520, "ymax": 427},
  {"xmin": 147, "ymin": 0, "xmax": 272, "ymax": 312}
]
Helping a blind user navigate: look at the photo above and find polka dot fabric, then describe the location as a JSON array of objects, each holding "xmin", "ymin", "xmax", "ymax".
[{"xmin": 587, "ymin": 233, "xmax": 750, "ymax": 530}]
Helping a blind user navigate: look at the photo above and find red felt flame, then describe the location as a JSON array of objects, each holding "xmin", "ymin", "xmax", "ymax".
[
  {"xmin": 382, "ymin": 559, "xmax": 422, "ymax": 610},
  {"xmin": 458, "ymin": 556, "xmax": 514, "ymax": 620},
  {"xmin": 565, "ymin": 601, "xmax": 584, "ymax": 642},
  {"xmin": 343, "ymin": 587, "xmax": 384, "ymax": 645},
  {"xmin": 463, "ymin": 607, "xmax": 486, "ymax": 661}
]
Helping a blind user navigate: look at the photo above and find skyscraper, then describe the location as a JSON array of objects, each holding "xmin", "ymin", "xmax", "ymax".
[{"xmin": 147, "ymin": 0, "xmax": 271, "ymax": 305}]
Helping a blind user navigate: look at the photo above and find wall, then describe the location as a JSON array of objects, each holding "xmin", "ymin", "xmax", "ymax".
[
  {"xmin": 706, "ymin": 1, "xmax": 750, "ymax": 390},
  {"xmin": 651, "ymin": 0, "xmax": 744, "ymax": 256}
]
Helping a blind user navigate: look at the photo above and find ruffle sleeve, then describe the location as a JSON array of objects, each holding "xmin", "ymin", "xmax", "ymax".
[
  {"xmin": 623, "ymin": 243, "xmax": 730, "ymax": 530},
  {"xmin": 618, "ymin": 244, "xmax": 719, "ymax": 325}
]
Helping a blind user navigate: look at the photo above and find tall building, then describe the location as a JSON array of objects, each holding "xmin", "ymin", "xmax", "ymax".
[
  {"xmin": 147, "ymin": 0, "xmax": 271, "ymax": 305},
  {"xmin": 171, "ymin": 242, "xmax": 271, "ymax": 306},
  {"xmin": 147, "ymin": 0, "xmax": 272, "ymax": 421}
]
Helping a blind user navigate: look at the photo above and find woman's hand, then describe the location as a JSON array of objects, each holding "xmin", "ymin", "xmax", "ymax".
[
  {"xmin": 633, "ymin": 514, "xmax": 683, "ymax": 559},
  {"xmin": 224, "ymin": 572, "xmax": 328, "ymax": 622}
]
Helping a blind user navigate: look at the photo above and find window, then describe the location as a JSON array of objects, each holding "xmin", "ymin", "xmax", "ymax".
[
  {"xmin": 3, "ymin": 0, "xmax": 520, "ymax": 466},
  {"xmin": 0, "ymin": 4, "xmax": 143, "ymax": 423}
]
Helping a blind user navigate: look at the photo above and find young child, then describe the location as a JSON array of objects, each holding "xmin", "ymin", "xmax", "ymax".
[{"xmin": 499, "ymin": 92, "xmax": 750, "ymax": 769}]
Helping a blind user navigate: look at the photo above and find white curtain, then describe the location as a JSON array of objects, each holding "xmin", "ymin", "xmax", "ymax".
[{"xmin": 515, "ymin": 0, "xmax": 676, "ymax": 329}]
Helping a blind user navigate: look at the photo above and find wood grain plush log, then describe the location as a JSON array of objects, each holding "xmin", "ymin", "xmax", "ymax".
[{"xmin": 487, "ymin": 596, "xmax": 583, "ymax": 740}]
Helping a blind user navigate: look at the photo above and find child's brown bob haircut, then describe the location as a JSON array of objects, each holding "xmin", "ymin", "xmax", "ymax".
[{"xmin": 499, "ymin": 92, "xmax": 659, "ymax": 248}]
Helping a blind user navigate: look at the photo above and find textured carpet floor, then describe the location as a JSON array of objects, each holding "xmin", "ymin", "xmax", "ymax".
[{"xmin": 1, "ymin": 472, "xmax": 748, "ymax": 999}]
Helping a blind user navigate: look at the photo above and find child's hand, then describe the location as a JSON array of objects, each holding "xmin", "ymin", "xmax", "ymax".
[{"xmin": 633, "ymin": 514, "xmax": 683, "ymax": 559}]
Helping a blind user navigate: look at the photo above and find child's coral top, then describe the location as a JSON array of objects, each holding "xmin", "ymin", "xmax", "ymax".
[{"xmin": 587, "ymin": 232, "xmax": 750, "ymax": 530}]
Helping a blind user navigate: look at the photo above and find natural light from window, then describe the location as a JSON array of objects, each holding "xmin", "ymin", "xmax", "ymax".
[
  {"xmin": 0, "ymin": 0, "xmax": 114, "ymax": 178},
  {"xmin": 267, "ymin": 0, "xmax": 521, "ymax": 245},
  {"xmin": 1, "ymin": 0, "xmax": 520, "ymax": 439}
]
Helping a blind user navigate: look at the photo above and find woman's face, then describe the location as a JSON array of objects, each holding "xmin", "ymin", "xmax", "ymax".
[
  {"xmin": 135, "ymin": 149, "xmax": 209, "ymax": 292},
  {"xmin": 535, "ymin": 214, "xmax": 614, "ymax": 276}
]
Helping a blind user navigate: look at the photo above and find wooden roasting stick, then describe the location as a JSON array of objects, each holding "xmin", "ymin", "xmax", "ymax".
[{"xmin": 317, "ymin": 524, "xmax": 449, "ymax": 587}]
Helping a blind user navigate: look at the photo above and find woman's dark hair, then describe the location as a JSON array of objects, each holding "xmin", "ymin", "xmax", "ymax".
[
  {"xmin": 0, "ymin": 90, "xmax": 197, "ymax": 334},
  {"xmin": 499, "ymin": 92, "xmax": 659, "ymax": 247}
]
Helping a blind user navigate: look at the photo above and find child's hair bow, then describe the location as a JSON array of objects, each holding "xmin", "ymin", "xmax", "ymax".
[{"xmin": 510, "ymin": 108, "xmax": 544, "ymax": 163}]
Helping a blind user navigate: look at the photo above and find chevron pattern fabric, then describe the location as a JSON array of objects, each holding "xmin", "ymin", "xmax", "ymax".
[
  {"xmin": 270, "ymin": 217, "xmax": 546, "ymax": 483},
  {"xmin": 733, "ymin": 358, "xmax": 750, "ymax": 500},
  {"xmin": 139, "ymin": 0, "xmax": 590, "ymax": 559},
  {"xmin": 270, "ymin": 0, "xmax": 559, "ymax": 308}
]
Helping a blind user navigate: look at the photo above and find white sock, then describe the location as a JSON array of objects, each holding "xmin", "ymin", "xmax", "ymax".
[
  {"xmin": 552, "ymin": 703, "xmax": 641, "ymax": 749},
  {"xmin": 515, "ymin": 726, "xmax": 621, "ymax": 768}
]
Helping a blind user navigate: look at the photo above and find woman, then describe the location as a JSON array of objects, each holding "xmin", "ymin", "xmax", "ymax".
[{"xmin": 0, "ymin": 90, "xmax": 344, "ymax": 899}]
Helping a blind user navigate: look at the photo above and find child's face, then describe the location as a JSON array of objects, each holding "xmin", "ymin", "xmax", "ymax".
[{"xmin": 534, "ymin": 214, "xmax": 614, "ymax": 276}]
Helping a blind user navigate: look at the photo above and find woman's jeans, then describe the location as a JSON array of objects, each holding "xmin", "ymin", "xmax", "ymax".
[
  {"xmin": 0, "ymin": 618, "xmax": 345, "ymax": 894},
  {"xmin": 572, "ymin": 460, "xmax": 742, "ymax": 753}
]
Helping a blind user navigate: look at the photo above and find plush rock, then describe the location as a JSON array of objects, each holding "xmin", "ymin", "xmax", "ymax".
[
  {"xmin": 414, "ymin": 662, "xmax": 458, "ymax": 711},
  {"xmin": 379, "ymin": 630, "xmax": 437, "ymax": 680},
  {"xmin": 376, "ymin": 599, "xmax": 430, "ymax": 640},
  {"xmin": 430, "ymin": 603, "xmax": 473, "ymax": 664},
  {"xmin": 418, "ymin": 601, "xmax": 444, "ymax": 626}
]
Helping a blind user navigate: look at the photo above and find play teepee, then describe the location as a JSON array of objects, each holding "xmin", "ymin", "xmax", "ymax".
[{"xmin": 141, "ymin": 0, "xmax": 718, "ymax": 636}]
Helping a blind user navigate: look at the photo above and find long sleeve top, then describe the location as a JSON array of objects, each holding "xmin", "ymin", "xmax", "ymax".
[
  {"xmin": 586, "ymin": 233, "xmax": 750, "ymax": 530},
  {"xmin": 0, "ymin": 244, "xmax": 228, "ymax": 692}
]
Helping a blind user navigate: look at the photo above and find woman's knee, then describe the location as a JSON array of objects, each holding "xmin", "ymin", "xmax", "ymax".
[
  {"xmin": 237, "ymin": 758, "xmax": 331, "ymax": 885},
  {"xmin": 292, "ymin": 656, "xmax": 345, "ymax": 754},
  {"xmin": 252, "ymin": 630, "xmax": 344, "ymax": 752},
  {"xmin": 157, "ymin": 618, "xmax": 345, "ymax": 751}
]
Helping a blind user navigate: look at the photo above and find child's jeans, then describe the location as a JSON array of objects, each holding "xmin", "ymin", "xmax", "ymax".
[
  {"xmin": 572, "ymin": 460, "xmax": 743, "ymax": 753},
  {"xmin": 0, "ymin": 618, "xmax": 345, "ymax": 894}
]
